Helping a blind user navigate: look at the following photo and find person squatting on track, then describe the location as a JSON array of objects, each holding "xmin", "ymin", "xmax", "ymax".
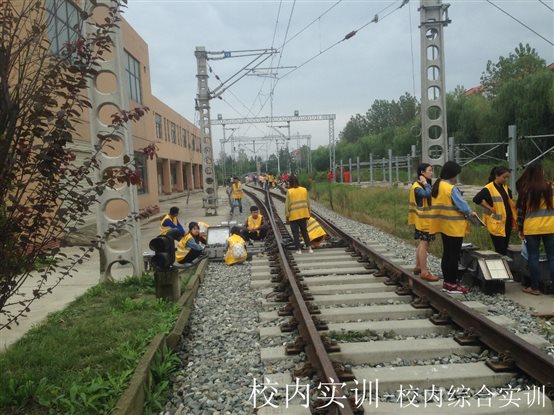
[
  {"xmin": 159, "ymin": 206, "xmax": 185, "ymax": 240},
  {"xmin": 408, "ymin": 163, "xmax": 439, "ymax": 282},
  {"xmin": 224, "ymin": 226, "xmax": 248, "ymax": 266},
  {"xmin": 242, "ymin": 206, "xmax": 268, "ymax": 242},
  {"xmin": 305, "ymin": 217, "xmax": 327, "ymax": 247},
  {"xmin": 516, "ymin": 162, "xmax": 554, "ymax": 295},
  {"xmin": 176, "ymin": 222, "xmax": 206, "ymax": 264},
  {"xmin": 429, "ymin": 161, "xmax": 478, "ymax": 294},
  {"xmin": 230, "ymin": 176, "xmax": 244, "ymax": 215},
  {"xmin": 285, "ymin": 175, "xmax": 313, "ymax": 254},
  {"xmin": 472, "ymin": 166, "xmax": 516, "ymax": 256}
]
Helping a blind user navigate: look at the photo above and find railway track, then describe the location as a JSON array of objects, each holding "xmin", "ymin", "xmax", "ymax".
[{"xmin": 244, "ymin": 184, "xmax": 554, "ymax": 414}]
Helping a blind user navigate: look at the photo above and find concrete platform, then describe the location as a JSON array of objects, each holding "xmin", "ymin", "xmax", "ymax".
[
  {"xmin": 352, "ymin": 362, "xmax": 515, "ymax": 391},
  {"xmin": 331, "ymin": 337, "xmax": 482, "ymax": 365}
]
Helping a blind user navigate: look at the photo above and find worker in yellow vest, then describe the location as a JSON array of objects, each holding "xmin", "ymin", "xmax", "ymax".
[
  {"xmin": 472, "ymin": 166, "xmax": 516, "ymax": 255},
  {"xmin": 516, "ymin": 162, "xmax": 554, "ymax": 295},
  {"xmin": 266, "ymin": 174, "xmax": 274, "ymax": 190},
  {"xmin": 230, "ymin": 177, "xmax": 243, "ymax": 215},
  {"xmin": 305, "ymin": 217, "xmax": 327, "ymax": 247},
  {"xmin": 224, "ymin": 226, "xmax": 248, "ymax": 265},
  {"xmin": 407, "ymin": 163, "xmax": 438, "ymax": 282},
  {"xmin": 242, "ymin": 206, "xmax": 268, "ymax": 242},
  {"xmin": 159, "ymin": 206, "xmax": 185, "ymax": 240},
  {"xmin": 198, "ymin": 221, "xmax": 210, "ymax": 244},
  {"xmin": 285, "ymin": 175, "xmax": 313, "ymax": 254},
  {"xmin": 429, "ymin": 161, "xmax": 477, "ymax": 294},
  {"xmin": 176, "ymin": 222, "xmax": 205, "ymax": 264}
]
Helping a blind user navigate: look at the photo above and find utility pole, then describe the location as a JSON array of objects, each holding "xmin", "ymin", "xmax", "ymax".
[
  {"xmin": 195, "ymin": 47, "xmax": 217, "ymax": 215},
  {"xmin": 419, "ymin": 0, "xmax": 450, "ymax": 167}
]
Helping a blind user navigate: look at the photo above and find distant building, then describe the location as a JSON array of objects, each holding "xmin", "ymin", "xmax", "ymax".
[{"xmin": 43, "ymin": 1, "xmax": 202, "ymax": 224}]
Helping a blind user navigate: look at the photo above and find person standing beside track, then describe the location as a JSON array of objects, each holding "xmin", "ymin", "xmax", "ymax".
[
  {"xmin": 429, "ymin": 161, "xmax": 477, "ymax": 294},
  {"xmin": 516, "ymin": 162, "xmax": 554, "ymax": 296},
  {"xmin": 285, "ymin": 175, "xmax": 313, "ymax": 254},
  {"xmin": 472, "ymin": 166, "xmax": 516, "ymax": 256},
  {"xmin": 408, "ymin": 163, "xmax": 439, "ymax": 282},
  {"xmin": 230, "ymin": 176, "xmax": 244, "ymax": 215}
]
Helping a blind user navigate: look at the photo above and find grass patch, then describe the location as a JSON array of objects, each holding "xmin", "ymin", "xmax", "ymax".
[
  {"xmin": 310, "ymin": 182, "xmax": 522, "ymax": 257},
  {"xmin": 0, "ymin": 273, "xmax": 181, "ymax": 415}
]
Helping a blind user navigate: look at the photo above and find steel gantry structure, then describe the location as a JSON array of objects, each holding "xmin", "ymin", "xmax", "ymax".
[
  {"xmin": 219, "ymin": 134, "xmax": 312, "ymax": 177},
  {"xmin": 212, "ymin": 113, "xmax": 336, "ymax": 174}
]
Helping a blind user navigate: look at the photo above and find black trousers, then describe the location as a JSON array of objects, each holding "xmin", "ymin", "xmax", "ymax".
[
  {"xmin": 290, "ymin": 218, "xmax": 310, "ymax": 250},
  {"xmin": 490, "ymin": 222, "xmax": 511, "ymax": 256},
  {"xmin": 440, "ymin": 234, "xmax": 463, "ymax": 284},
  {"xmin": 177, "ymin": 249, "xmax": 202, "ymax": 264},
  {"xmin": 165, "ymin": 228, "xmax": 184, "ymax": 241},
  {"xmin": 242, "ymin": 228, "xmax": 267, "ymax": 241}
]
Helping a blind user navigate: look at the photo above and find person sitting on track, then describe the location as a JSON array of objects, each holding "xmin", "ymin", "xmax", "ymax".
[
  {"xmin": 224, "ymin": 226, "xmax": 248, "ymax": 266},
  {"xmin": 516, "ymin": 162, "xmax": 554, "ymax": 296},
  {"xmin": 242, "ymin": 206, "xmax": 268, "ymax": 243},
  {"xmin": 408, "ymin": 163, "xmax": 439, "ymax": 282},
  {"xmin": 429, "ymin": 161, "xmax": 477, "ymax": 294},
  {"xmin": 176, "ymin": 222, "xmax": 205, "ymax": 265},
  {"xmin": 159, "ymin": 206, "xmax": 185, "ymax": 240},
  {"xmin": 285, "ymin": 175, "xmax": 313, "ymax": 254}
]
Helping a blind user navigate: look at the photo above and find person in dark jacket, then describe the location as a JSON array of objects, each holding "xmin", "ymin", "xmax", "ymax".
[{"xmin": 472, "ymin": 166, "xmax": 516, "ymax": 255}]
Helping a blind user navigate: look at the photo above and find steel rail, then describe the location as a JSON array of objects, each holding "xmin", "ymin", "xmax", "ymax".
[
  {"xmin": 260, "ymin": 185, "xmax": 554, "ymax": 396},
  {"xmin": 244, "ymin": 187, "xmax": 356, "ymax": 415}
]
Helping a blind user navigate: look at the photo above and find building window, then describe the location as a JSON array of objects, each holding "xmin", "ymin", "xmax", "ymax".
[
  {"xmin": 197, "ymin": 138, "xmax": 201, "ymax": 152},
  {"xmin": 164, "ymin": 118, "xmax": 169, "ymax": 141},
  {"xmin": 124, "ymin": 50, "xmax": 142, "ymax": 103},
  {"xmin": 181, "ymin": 128, "xmax": 187, "ymax": 147},
  {"xmin": 155, "ymin": 113, "xmax": 162, "ymax": 139},
  {"xmin": 191, "ymin": 135, "xmax": 195, "ymax": 151},
  {"xmin": 134, "ymin": 151, "xmax": 147, "ymax": 194},
  {"xmin": 171, "ymin": 122, "xmax": 177, "ymax": 144},
  {"xmin": 46, "ymin": 0, "xmax": 80, "ymax": 55}
]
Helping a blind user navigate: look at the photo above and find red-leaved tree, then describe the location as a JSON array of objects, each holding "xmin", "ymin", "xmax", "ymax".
[{"xmin": 0, "ymin": 0, "xmax": 155, "ymax": 331}]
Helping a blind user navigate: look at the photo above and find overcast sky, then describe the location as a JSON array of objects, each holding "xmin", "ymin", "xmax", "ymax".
[{"xmin": 124, "ymin": 0, "xmax": 554, "ymax": 156}]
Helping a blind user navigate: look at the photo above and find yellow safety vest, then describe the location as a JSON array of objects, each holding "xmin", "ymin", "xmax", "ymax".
[
  {"xmin": 231, "ymin": 182, "xmax": 243, "ymax": 199},
  {"xmin": 224, "ymin": 234, "xmax": 247, "ymax": 265},
  {"xmin": 408, "ymin": 181, "xmax": 431, "ymax": 233},
  {"xmin": 160, "ymin": 214, "xmax": 179, "ymax": 235},
  {"xmin": 482, "ymin": 182, "xmax": 517, "ymax": 237},
  {"xmin": 247, "ymin": 214, "xmax": 263, "ymax": 230},
  {"xmin": 286, "ymin": 187, "xmax": 310, "ymax": 221},
  {"xmin": 429, "ymin": 180, "xmax": 469, "ymax": 237},
  {"xmin": 307, "ymin": 217, "xmax": 326, "ymax": 241},
  {"xmin": 523, "ymin": 184, "xmax": 554, "ymax": 236},
  {"xmin": 176, "ymin": 233, "xmax": 194, "ymax": 262}
]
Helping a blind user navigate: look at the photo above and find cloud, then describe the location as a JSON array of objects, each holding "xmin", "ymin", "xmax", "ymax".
[{"xmin": 124, "ymin": 0, "xmax": 554, "ymax": 151}]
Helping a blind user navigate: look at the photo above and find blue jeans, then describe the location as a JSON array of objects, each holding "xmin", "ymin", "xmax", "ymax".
[
  {"xmin": 230, "ymin": 198, "xmax": 242, "ymax": 214},
  {"xmin": 525, "ymin": 234, "xmax": 554, "ymax": 290}
]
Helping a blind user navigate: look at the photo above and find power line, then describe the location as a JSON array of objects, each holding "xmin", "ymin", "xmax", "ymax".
[
  {"xmin": 538, "ymin": 0, "xmax": 554, "ymax": 12},
  {"xmin": 283, "ymin": 0, "xmax": 343, "ymax": 48},
  {"xmin": 280, "ymin": 0, "xmax": 407, "ymax": 81},
  {"xmin": 486, "ymin": 0, "xmax": 554, "ymax": 46}
]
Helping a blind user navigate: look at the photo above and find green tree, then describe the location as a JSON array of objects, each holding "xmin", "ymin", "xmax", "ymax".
[{"xmin": 481, "ymin": 43, "xmax": 546, "ymax": 98}]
